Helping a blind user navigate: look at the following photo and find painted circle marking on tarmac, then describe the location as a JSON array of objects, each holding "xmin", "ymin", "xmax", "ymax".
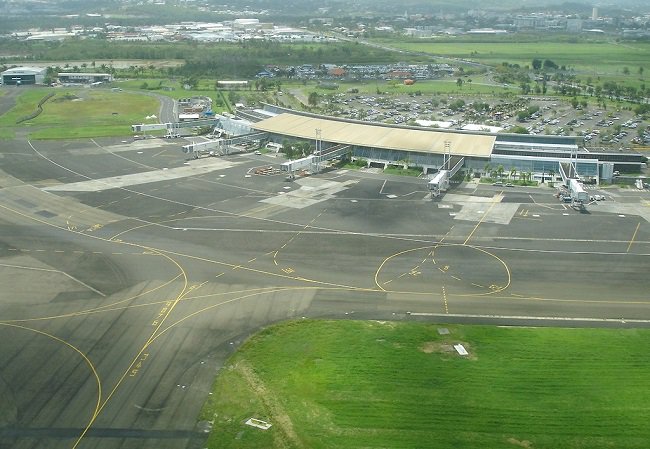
[{"xmin": 375, "ymin": 244, "xmax": 510, "ymax": 296}]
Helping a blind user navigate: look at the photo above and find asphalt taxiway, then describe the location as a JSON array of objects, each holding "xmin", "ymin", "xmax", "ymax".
[{"xmin": 0, "ymin": 134, "xmax": 649, "ymax": 448}]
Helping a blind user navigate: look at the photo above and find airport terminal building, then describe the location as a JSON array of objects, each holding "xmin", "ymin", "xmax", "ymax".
[{"xmin": 243, "ymin": 105, "xmax": 645, "ymax": 184}]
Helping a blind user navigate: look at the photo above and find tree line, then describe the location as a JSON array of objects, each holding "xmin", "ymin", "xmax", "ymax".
[{"xmin": 0, "ymin": 39, "xmax": 419, "ymax": 79}]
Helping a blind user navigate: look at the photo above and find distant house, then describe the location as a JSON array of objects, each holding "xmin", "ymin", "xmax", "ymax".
[{"xmin": 328, "ymin": 67, "xmax": 346, "ymax": 77}]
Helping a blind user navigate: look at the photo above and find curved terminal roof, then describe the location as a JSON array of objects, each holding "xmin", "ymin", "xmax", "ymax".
[
  {"xmin": 1, "ymin": 66, "xmax": 47, "ymax": 76},
  {"xmin": 252, "ymin": 113, "xmax": 496, "ymax": 158}
]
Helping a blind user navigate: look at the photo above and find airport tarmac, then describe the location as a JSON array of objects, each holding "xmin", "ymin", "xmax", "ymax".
[{"xmin": 0, "ymin": 136, "xmax": 649, "ymax": 448}]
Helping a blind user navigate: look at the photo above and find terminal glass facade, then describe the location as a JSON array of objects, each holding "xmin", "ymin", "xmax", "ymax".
[
  {"xmin": 491, "ymin": 155, "xmax": 599, "ymax": 178},
  {"xmin": 353, "ymin": 146, "xmax": 445, "ymax": 167}
]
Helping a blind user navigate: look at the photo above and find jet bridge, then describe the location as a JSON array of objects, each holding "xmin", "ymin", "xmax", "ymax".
[
  {"xmin": 448, "ymin": 156, "xmax": 465, "ymax": 178},
  {"xmin": 131, "ymin": 118, "xmax": 220, "ymax": 135},
  {"xmin": 559, "ymin": 162, "xmax": 576, "ymax": 184},
  {"xmin": 428, "ymin": 157, "xmax": 464, "ymax": 198},
  {"xmin": 132, "ymin": 114, "xmax": 252, "ymax": 138},
  {"xmin": 559, "ymin": 161, "xmax": 588, "ymax": 208},
  {"xmin": 281, "ymin": 144, "xmax": 351, "ymax": 178},
  {"xmin": 182, "ymin": 132, "xmax": 269, "ymax": 158},
  {"xmin": 428, "ymin": 170, "xmax": 449, "ymax": 197}
]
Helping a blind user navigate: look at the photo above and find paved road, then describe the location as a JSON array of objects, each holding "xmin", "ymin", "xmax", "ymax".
[
  {"xmin": 0, "ymin": 87, "xmax": 21, "ymax": 116},
  {"xmin": 0, "ymin": 132, "xmax": 649, "ymax": 448}
]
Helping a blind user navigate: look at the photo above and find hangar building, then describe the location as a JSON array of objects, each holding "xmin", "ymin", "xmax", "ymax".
[
  {"xmin": 1, "ymin": 66, "xmax": 47, "ymax": 85},
  {"xmin": 58, "ymin": 72, "xmax": 113, "ymax": 84}
]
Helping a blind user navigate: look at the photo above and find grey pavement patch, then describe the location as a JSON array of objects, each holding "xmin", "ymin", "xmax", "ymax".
[
  {"xmin": 67, "ymin": 140, "xmax": 178, "ymax": 156},
  {"xmin": 440, "ymin": 193, "xmax": 520, "ymax": 225},
  {"xmin": 43, "ymin": 158, "xmax": 241, "ymax": 192},
  {"xmin": 0, "ymin": 168, "xmax": 27, "ymax": 189},
  {"xmin": 0, "ymin": 185, "xmax": 124, "ymax": 228},
  {"xmin": 443, "ymin": 193, "xmax": 501, "ymax": 203},
  {"xmin": 35, "ymin": 210, "xmax": 57, "ymax": 218},
  {"xmin": 592, "ymin": 202, "xmax": 650, "ymax": 223},
  {"xmin": 15, "ymin": 199, "xmax": 36, "ymax": 209},
  {"xmin": 0, "ymin": 258, "xmax": 100, "ymax": 305},
  {"xmin": 261, "ymin": 178, "xmax": 357, "ymax": 209},
  {"xmin": 453, "ymin": 203, "xmax": 519, "ymax": 225},
  {"xmin": 51, "ymin": 291, "xmax": 98, "ymax": 302},
  {"xmin": 242, "ymin": 203, "xmax": 290, "ymax": 219}
]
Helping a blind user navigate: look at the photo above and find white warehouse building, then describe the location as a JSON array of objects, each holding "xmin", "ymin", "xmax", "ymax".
[{"xmin": 1, "ymin": 66, "xmax": 47, "ymax": 85}]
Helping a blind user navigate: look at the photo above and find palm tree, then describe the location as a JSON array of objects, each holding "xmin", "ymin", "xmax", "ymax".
[
  {"xmin": 522, "ymin": 171, "xmax": 533, "ymax": 185},
  {"xmin": 497, "ymin": 165, "xmax": 505, "ymax": 180},
  {"xmin": 484, "ymin": 163, "xmax": 492, "ymax": 178},
  {"xmin": 510, "ymin": 167, "xmax": 517, "ymax": 180}
]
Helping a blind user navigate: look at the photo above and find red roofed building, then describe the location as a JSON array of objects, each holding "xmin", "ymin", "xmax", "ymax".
[{"xmin": 328, "ymin": 67, "xmax": 346, "ymax": 77}]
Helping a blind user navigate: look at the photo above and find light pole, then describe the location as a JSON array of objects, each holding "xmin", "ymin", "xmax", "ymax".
[
  {"xmin": 314, "ymin": 128, "xmax": 322, "ymax": 173},
  {"xmin": 444, "ymin": 140, "xmax": 451, "ymax": 170}
]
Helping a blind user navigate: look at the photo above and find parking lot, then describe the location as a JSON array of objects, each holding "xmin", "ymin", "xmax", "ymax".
[{"xmin": 321, "ymin": 91, "xmax": 647, "ymax": 149}]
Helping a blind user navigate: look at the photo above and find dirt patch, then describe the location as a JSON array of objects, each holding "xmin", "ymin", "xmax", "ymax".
[
  {"xmin": 236, "ymin": 360, "xmax": 303, "ymax": 448},
  {"xmin": 371, "ymin": 320, "xmax": 396, "ymax": 328},
  {"xmin": 507, "ymin": 437, "xmax": 533, "ymax": 448},
  {"xmin": 420, "ymin": 341, "xmax": 478, "ymax": 360},
  {"xmin": 420, "ymin": 341, "xmax": 454, "ymax": 354},
  {"xmin": 52, "ymin": 93, "xmax": 80, "ymax": 103}
]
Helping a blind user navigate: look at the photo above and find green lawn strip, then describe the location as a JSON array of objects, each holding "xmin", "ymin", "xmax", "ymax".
[
  {"xmin": 384, "ymin": 41, "xmax": 650, "ymax": 74},
  {"xmin": 114, "ymin": 79, "xmax": 234, "ymax": 111},
  {"xmin": 202, "ymin": 320, "xmax": 650, "ymax": 449},
  {"xmin": 3, "ymin": 88, "xmax": 160, "ymax": 139},
  {"xmin": 383, "ymin": 166, "xmax": 422, "ymax": 177},
  {"xmin": 0, "ymin": 87, "xmax": 53, "ymax": 126}
]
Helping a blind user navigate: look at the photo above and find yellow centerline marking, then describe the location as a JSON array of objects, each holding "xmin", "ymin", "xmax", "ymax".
[
  {"xmin": 72, "ymin": 249, "xmax": 190, "ymax": 449},
  {"xmin": 627, "ymin": 222, "xmax": 641, "ymax": 253},
  {"xmin": 0, "ymin": 322, "xmax": 102, "ymax": 449},
  {"xmin": 463, "ymin": 193, "xmax": 501, "ymax": 245},
  {"xmin": 272, "ymin": 209, "xmax": 326, "ymax": 270}
]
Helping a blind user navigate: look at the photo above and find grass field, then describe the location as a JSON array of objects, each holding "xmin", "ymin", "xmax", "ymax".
[
  {"xmin": 0, "ymin": 87, "xmax": 160, "ymax": 139},
  {"xmin": 383, "ymin": 40, "xmax": 650, "ymax": 75},
  {"xmin": 306, "ymin": 79, "xmax": 515, "ymax": 97},
  {"xmin": 201, "ymin": 320, "xmax": 650, "ymax": 449}
]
